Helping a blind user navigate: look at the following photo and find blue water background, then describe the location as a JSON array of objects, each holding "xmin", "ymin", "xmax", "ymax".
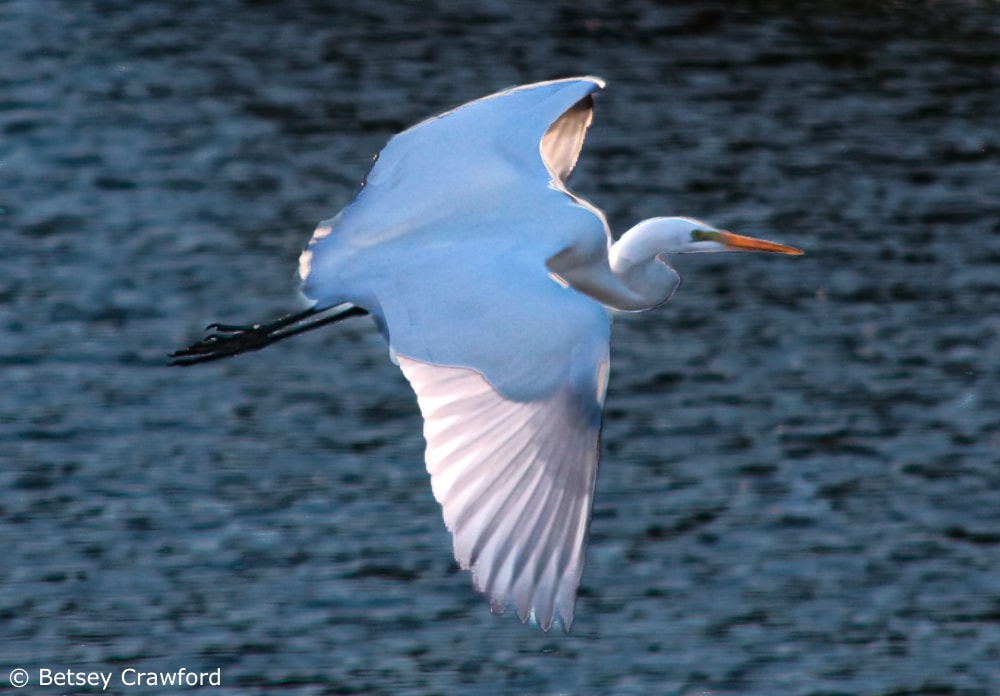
[{"xmin": 4, "ymin": 2, "xmax": 1000, "ymax": 693}]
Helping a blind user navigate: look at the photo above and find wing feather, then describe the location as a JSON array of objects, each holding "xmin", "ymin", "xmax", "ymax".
[{"xmin": 398, "ymin": 355, "xmax": 602, "ymax": 631}]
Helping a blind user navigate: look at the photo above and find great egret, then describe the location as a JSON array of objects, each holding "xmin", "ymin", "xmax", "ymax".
[{"xmin": 171, "ymin": 76, "xmax": 801, "ymax": 631}]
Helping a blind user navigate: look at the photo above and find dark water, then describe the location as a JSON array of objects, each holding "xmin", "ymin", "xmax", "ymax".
[{"xmin": 5, "ymin": 1, "xmax": 1000, "ymax": 694}]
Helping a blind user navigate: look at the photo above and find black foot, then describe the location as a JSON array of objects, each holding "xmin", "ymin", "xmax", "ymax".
[{"xmin": 169, "ymin": 305, "xmax": 368, "ymax": 366}]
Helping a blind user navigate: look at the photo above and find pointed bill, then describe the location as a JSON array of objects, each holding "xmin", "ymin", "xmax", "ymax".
[{"xmin": 715, "ymin": 230, "xmax": 803, "ymax": 255}]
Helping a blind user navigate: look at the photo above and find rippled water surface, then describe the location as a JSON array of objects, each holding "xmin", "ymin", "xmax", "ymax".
[{"xmin": 5, "ymin": 1, "xmax": 1000, "ymax": 694}]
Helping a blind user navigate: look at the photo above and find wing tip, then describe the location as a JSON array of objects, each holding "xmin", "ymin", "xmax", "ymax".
[{"xmin": 481, "ymin": 585, "xmax": 577, "ymax": 633}]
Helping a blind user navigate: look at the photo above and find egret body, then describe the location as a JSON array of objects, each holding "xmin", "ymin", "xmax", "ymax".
[{"xmin": 172, "ymin": 77, "xmax": 801, "ymax": 631}]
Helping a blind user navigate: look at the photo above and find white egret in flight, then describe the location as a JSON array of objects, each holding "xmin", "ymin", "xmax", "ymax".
[{"xmin": 172, "ymin": 76, "xmax": 801, "ymax": 631}]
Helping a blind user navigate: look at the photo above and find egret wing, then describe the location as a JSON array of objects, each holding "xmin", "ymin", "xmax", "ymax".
[
  {"xmin": 397, "ymin": 303, "xmax": 608, "ymax": 631},
  {"xmin": 297, "ymin": 77, "xmax": 614, "ymax": 629},
  {"xmin": 370, "ymin": 208, "xmax": 610, "ymax": 632}
]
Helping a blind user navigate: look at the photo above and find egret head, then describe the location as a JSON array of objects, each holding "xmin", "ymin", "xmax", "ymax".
[
  {"xmin": 633, "ymin": 216, "xmax": 804, "ymax": 257},
  {"xmin": 599, "ymin": 216, "xmax": 802, "ymax": 310}
]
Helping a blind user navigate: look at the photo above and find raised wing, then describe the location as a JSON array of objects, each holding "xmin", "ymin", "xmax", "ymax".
[{"xmin": 299, "ymin": 77, "xmax": 612, "ymax": 333}]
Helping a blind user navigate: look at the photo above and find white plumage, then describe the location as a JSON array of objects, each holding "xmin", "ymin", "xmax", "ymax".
[{"xmin": 172, "ymin": 76, "xmax": 801, "ymax": 631}]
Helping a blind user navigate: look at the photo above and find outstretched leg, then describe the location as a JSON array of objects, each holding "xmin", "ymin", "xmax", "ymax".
[{"xmin": 169, "ymin": 303, "xmax": 368, "ymax": 366}]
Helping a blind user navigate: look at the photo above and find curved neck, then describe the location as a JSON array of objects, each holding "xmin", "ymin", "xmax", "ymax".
[
  {"xmin": 547, "ymin": 219, "xmax": 684, "ymax": 312},
  {"xmin": 606, "ymin": 238, "xmax": 680, "ymax": 311},
  {"xmin": 605, "ymin": 217, "xmax": 713, "ymax": 309}
]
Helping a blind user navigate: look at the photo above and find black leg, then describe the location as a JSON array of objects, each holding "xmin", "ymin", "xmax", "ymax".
[{"xmin": 169, "ymin": 304, "xmax": 369, "ymax": 366}]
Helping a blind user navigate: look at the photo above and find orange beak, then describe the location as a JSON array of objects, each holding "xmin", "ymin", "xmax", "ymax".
[{"xmin": 715, "ymin": 230, "xmax": 803, "ymax": 255}]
